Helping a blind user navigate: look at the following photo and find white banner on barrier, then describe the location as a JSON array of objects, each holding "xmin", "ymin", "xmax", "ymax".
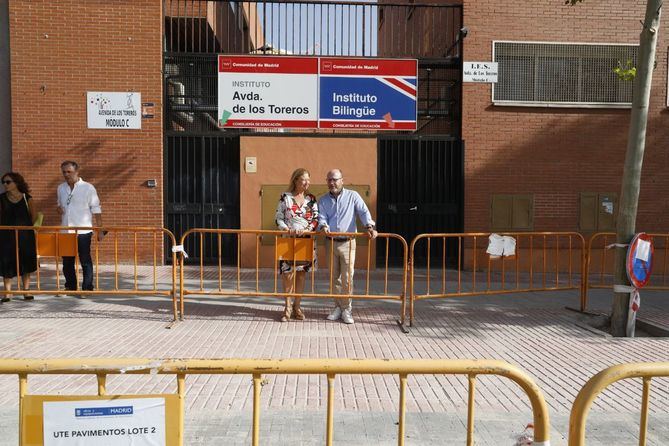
[{"xmin": 43, "ymin": 397, "xmax": 165, "ymax": 446}]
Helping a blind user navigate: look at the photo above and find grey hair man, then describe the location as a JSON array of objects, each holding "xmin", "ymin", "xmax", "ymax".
[{"xmin": 317, "ymin": 169, "xmax": 377, "ymax": 324}]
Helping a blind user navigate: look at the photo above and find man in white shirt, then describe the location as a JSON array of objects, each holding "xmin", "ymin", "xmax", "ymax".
[{"xmin": 57, "ymin": 161, "xmax": 103, "ymax": 292}]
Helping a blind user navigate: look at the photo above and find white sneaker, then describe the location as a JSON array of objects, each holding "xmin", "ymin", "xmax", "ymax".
[
  {"xmin": 326, "ymin": 307, "xmax": 342, "ymax": 321},
  {"xmin": 341, "ymin": 309, "xmax": 354, "ymax": 324}
]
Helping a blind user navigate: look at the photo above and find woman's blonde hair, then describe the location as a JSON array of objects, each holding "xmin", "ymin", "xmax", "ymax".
[{"xmin": 288, "ymin": 168, "xmax": 310, "ymax": 194}]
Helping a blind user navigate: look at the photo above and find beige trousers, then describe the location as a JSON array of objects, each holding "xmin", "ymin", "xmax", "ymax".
[
  {"xmin": 327, "ymin": 239, "xmax": 356, "ymax": 311},
  {"xmin": 282, "ymin": 271, "xmax": 305, "ymax": 312}
]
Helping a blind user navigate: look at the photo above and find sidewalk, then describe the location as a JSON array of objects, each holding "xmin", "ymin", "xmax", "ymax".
[{"xmin": 0, "ymin": 265, "xmax": 667, "ymax": 444}]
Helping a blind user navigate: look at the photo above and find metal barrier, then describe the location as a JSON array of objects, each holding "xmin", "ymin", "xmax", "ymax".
[
  {"xmin": 584, "ymin": 232, "xmax": 669, "ymax": 311},
  {"xmin": 410, "ymin": 232, "xmax": 586, "ymax": 325},
  {"xmin": 569, "ymin": 362, "xmax": 669, "ymax": 445},
  {"xmin": 0, "ymin": 357, "xmax": 551, "ymax": 446},
  {"xmin": 0, "ymin": 226, "xmax": 179, "ymax": 321},
  {"xmin": 178, "ymin": 229, "xmax": 409, "ymax": 326}
]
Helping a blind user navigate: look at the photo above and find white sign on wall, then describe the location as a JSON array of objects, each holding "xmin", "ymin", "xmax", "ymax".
[
  {"xmin": 463, "ymin": 62, "xmax": 499, "ymax": 83},
  {"xmin": 218, "ymin": 56, "xmax": 319, "ymax": 128},
  {"xmin": 87, "ymin": 92, "xmax": 142, "ymax": 129},
  {"xmin": 43, "ymin": 397, "xmax": 166, "ymax": 445}
]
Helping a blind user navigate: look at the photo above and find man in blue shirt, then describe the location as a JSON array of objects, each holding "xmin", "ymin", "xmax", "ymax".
[{"xmin": 318, "ymin": 169, "xmax": 377, "ymax": 324}]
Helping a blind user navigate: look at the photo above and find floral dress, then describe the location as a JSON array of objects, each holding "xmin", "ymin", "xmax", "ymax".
[{"xmin": 275, "ymin": 192, "xmax": 319, "ymax": 273}]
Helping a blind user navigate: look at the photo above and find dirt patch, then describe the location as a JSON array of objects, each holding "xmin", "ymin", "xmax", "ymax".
[{"xmin": 567, "ymin": 308, "xmax": 663, "ymax": 337}]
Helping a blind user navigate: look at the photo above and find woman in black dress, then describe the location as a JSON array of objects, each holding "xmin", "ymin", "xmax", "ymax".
[{"xmin": 0, "ymin": 172, "xmax": 38, "ymax": 301}]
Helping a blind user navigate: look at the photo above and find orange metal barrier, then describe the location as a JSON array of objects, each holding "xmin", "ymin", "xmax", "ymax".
[
  {"xmin": 410, "ymin": 232, "xmax": 586, "ymax": 325},
  {"xmin": 0, "ymin": 226, "xmax": 179, "ymax": 321},
  {"xmin": 569, "ymin": 362, "xmax": 669, "ymax": 445},
  {"xmin": 178, "ymin": 229, "xmax": 408, "ymax": 326},
  {"xmin": 584, "ymin": 232, "xmax": 669, "ymax": 311},
  {"xmin": 0, "ymin": 357, "xmax": 550, "ymax": 446}
]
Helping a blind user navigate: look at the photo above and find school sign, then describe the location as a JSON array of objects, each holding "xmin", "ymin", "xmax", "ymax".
[{"xmin": 217, "ymin": 55, "xmax": 417, "ymax": 130}]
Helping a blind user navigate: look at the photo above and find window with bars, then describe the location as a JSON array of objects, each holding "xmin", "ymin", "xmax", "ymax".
[{"xmin": 492, "ymin": 41, "xmax": 638, "ymax": 107}]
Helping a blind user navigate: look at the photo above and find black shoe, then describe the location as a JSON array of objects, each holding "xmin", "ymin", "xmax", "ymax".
[
  {"xmin": 0, "ymin": 297, "xmax": 9, "ymax": 303},
  {"xmin": 23, "ymin": 295, "xmax": 34, "ymax": 301}
]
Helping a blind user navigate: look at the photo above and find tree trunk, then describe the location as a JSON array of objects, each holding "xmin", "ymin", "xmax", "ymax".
[{"xmin": 610, "ymin": 0, "xmax": 662, "ymax": 337}]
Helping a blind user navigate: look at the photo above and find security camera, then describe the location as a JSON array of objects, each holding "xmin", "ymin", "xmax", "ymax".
[{"xmin": 459, "ymin": 27, "xmax": 469, "ymax": 38}]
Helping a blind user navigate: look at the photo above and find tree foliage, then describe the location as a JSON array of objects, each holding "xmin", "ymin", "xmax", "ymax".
[{"xmin": 614, "ymin": 60, "xmax": 637, "ymax": 81}]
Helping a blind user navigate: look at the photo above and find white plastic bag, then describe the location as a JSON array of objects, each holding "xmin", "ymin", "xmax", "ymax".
[{"xmin": 513, "ymin": 423, "xmax": 534, "ymax": 445}]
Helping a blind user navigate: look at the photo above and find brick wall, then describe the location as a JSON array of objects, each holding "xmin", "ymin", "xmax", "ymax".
[
  {"xmin": 463, "ymin": 0, "xmax": 669, "ymax": 233},
  {"xmin": 9, "ymin": 0, "xmax": 163, "ymax": 260}
]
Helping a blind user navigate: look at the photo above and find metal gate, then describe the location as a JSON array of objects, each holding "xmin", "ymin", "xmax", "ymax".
[
  {"xmin": 163, "ymin": 1, "xmax": 465, "ymax": 265},
  {"xmin": 377, "ymin": 136, "xmax": 464, "ymax": 266},
  {"xmin": 165, "ymin": 135, "xmax": 240, "ymax": 264},
  {"xmin": 163, "ymin": 51, "xmax": 240, "ymax": 265}
]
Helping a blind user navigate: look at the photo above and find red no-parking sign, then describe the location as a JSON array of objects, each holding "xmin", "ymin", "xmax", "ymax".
[{"xmin": 626, "ymin": 233, "xmax": 654, "ymax": 288}]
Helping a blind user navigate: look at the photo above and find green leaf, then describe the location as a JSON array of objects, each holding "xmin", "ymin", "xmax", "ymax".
[{"xmin": 613, "ymin": 59, "xmax": 637, "ymax": 81}]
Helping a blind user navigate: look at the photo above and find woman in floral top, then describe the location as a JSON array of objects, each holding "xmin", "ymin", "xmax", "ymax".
[{"xmin": 275, "ymin": 168, "xmax": 319, "ymax": 322}]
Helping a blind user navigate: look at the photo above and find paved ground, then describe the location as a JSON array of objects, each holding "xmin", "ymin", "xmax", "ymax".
[{"xmin": 0, "ymin": 265, "xmax": 668, "ymax": 445}]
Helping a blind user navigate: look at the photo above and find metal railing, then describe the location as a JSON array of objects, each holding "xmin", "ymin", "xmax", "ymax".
[
  {"xmin": 569, "ymin": 362, "xmax": 669, "ymax": 445},
  {"xmin": 178, "ymin": 229, "xmax": 408, "ymax": 324},
  {"xmin": 163, "ymin": 0, "xmax": 463, "ymax": 58},
  {"xmin": 0, "ymin": 226, "xmax": 179, "ymax": 321},
  {"xmin": 409, "ymin": 232, "xmax": 586, "ymax": 325},
  {"xmin": 584, "ymin": 232, "xmax": 668, "ymax": 311},
  {"xmin": 0, "ymin": 357, "xmax": 551, "ymax": 446},
  {"xmin": 163, "ymin": 0, "xmax": 463, "ymax": 134}
]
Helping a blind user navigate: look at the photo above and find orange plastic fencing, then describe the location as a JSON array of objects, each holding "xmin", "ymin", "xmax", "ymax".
[
  {"xmin": 0, "ymin": 226, "xmax": 179, "ymax": 321},
  {"xmin": 36, "ymin": 232, "xmax": 78, "ymax": 257},
  {"xmin": 178, "ymin": 229, "xmax": 409, "ymax": 326},
  {"xmin": 584, "ymin": 232, "xmax": 669, "ymax": 311},
  {"xmin": 409, "ymin": 232, "xmax": 586, "ymax": 326}
]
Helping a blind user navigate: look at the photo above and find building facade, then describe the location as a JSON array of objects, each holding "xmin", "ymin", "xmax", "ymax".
[
  {"xmin": 6, "ymin": 0, "xmax": 669, "ymax": 265},
  {"xmin": 462, "ymin": 0, "xmax": 668, "ymax": 235}
]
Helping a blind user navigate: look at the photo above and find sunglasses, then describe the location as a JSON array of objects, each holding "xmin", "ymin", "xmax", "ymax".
[{"xmin": 2, "ymin": 180, "xmax": 12, "ymax": 185}]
